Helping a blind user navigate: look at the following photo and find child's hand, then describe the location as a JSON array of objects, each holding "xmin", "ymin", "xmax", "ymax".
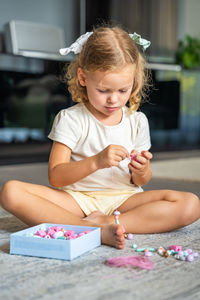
[
  {"xmin": 95, "ymin": 144, "xmax": 129, "ymax": 169},
  {"xmin": 128, "ymin": 150, "xmax": 153, "ymax": 185}
]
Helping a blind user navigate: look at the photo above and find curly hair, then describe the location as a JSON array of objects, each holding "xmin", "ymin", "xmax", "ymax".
[{"xmin": 65, "ymin": 26, "xmax": 151, "ymax": 112}]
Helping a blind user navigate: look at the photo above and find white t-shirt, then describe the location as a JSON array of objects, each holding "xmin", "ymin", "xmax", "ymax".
[{"xmin": 48, "ymin": 103, "xmax": 151, "ymax": 191}]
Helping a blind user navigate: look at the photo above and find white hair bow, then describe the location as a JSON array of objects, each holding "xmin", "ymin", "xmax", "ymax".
[
  {"xmin": 59, "ymin": 32, "xmax": 93, "ymax": 56},
  {"xmin": 59, "ymin": 31, "xmax": 150, "ymax": 56}
]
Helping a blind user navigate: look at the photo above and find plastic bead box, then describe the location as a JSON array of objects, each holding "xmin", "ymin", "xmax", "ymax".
[{"xmin": 10, "ymin": 223, "xmax": 101, "ymax": 260}]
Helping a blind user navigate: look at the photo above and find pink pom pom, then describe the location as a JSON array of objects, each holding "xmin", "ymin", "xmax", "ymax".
[{"xmin": 106, "ymin": 255, "xmax": 155, "ymax": 270}]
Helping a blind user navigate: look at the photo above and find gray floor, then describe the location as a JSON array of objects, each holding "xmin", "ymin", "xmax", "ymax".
[{"xmin": 0, "ymin": 151, "xmax": 200, "ymax": 299}]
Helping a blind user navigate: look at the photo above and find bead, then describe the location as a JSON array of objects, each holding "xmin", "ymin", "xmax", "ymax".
[
  {"xmin": 83, "ymin": 230, "xmax": 92, "ymax": 234},
  {"xmin": 164, "ymin": 252, "xmax": 169, "ymax": 258},
  {"xmin": 130, "ymin": 154, "xmax": 138, "ymax": 162},
  {"xmin": 144, "ymin": 251, "xmax": 152, "ymax": 257},
  {"xmin": 115, "ymin": 219, "xmax": 120, "ymax": 225},
  {"xmin": 64, "ymin": 230, "xmax": 75, "ymax": 237},
  {"xmin": 77, "ymin": 233, "xmax": 85, "ymax": 237},
  {"xmin": 127, "ymin": 233, "xmax": 134, "ymax": 240},
  {"xmin": 186, "ymin": 254, "xmax": 194, "ymax": 262},
  {"xmin": 185, "ymin": 248, "xmax": 193, "ymax": 254},
  {"xmin": 132, "ymin": 243, "xmax": 138, "ymax": 249},
  {"xmin": 35, "ymin": 230, "xmax": 46, "ymax": 238},
  {"xmin": 177, "ymin": 250, "xmax": 184, "ymax": 257},
  {"xmin": 52, "ymin": 231, "xmax": 64, "ymax": 239},
  {"xmin": 113, "ymin": 210, "xmax": 120, "ymax": 216},
  {"xmin": 184, "ymin": 251, "xmax": 189, "ymax": 257},
  {"xmin": 45, "ymin": 235, "xmax": 51, "ymax": 239},
  {"xmin": 157, "ymin": 249, "xmax": 164, "ymax": 256},
  {"xmin": 175, "ymin": 254, "xmax": 185, "ymax": 261},
  {"xmin": 68, "ymin": 235, "xmax": 76, "ymax": 239},
  {"xmin": 136, "ymin": 248, "xmax": 146, "ymax": 252},
  {"xmin": 148, "ymin": 248, "xmax": 156, "ymax": 252},
  {"xmin": 57, "ymin": 236, "xmax": 66, "ymax": 240},
  {"xmin": 193, "ymin": 252, "xmax": 199, "ymax": 258},
  {"xmin": 169, "ymin": 245, "xmax": 182, "ymax": 252},
  {"xmin": 46, "ymin": 228, "xmax": 55, "ymax": 237}
]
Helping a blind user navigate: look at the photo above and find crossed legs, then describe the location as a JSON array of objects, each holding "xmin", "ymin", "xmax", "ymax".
[{"xmin": 0, "ymin": 180, "xmax": 200, "ymax": 249}]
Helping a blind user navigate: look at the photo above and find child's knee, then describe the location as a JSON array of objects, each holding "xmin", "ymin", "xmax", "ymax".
[
  {"xmin": 181, "ymin": 193, "xmax": 200, "ymax": 225},
  {"xmin": 0, "ymin": 180, "xmax": 21, "ymax": 210}
]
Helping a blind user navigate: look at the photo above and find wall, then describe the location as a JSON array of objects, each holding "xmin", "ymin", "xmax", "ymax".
[
  {"xmin": 0, "ymin": 0, "xmax": 79, "ymax": 47},
  {"xmin": 178, "ymin": 0, "xmax": 200, "ymax": 40}
]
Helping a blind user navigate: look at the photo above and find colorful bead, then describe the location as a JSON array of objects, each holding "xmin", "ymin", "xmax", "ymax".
[
  {"xmin": 31, "ymin": 226, "xmax": 92, "ymax": 240},
  {"xmin": 127, "ymin": 233, "xmax": 134, "ymax": 240},
  {"xmin": 186, "ymin": 254, "xmax": 194, "ymax": 262},
  {"xmin": 113, "ymin": 210, "xmax": 120, "ymax": 216},
  {"xmin": 177, "ymin": 250, "xmax": 184, "ymax": 257},
  {"xmin": 136, "ymin": 248, "xmax": 146, "ymax": 252},
  {"xmin": 57, "ymin": 236, "xmax": 66, "ymax": 240},
  {"xmin": 185, "ymin": 248, "xmax": 193, "ymax": 254},
  {"xmin": 169, "ymin": 245, "xmax": 182, "ymax": 252},
  {"xmin": 132, "ymin": 243, "xmax": 138, "ymax": 249},
  {"xmin": 53, "ymin": 231, "xmax": 64, "ymax": 239},
  {"xmin": 35, "ymin": 230, "xmax": 46, "ymax": 238}
]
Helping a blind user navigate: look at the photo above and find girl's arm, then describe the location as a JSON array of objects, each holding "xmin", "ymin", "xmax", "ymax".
[
  {"xmin": 128, "ymin": 150, "xmax": 153, "ymax": 186},
  {"xmin": 48, "ymin": 141, "xmax": 98, "ymax": 187},
  {"xmin": 48, "ymin": 141, "xmax": 129, "ymax": 187}
]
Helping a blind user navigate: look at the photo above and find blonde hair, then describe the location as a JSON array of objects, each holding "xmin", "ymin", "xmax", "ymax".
[{"xmin": 65, "ymin": 26, "xmax": 150, "ymax": 112}]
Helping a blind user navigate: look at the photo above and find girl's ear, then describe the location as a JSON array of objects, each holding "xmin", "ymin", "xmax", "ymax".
[{"xmin": 77, "ymin": 68, "xmax": 86, "ymax": 86}]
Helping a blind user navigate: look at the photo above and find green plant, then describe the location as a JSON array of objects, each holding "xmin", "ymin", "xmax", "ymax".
[{"xmin": 176, "ymin": 35, "xmax": 200, "ymax": 69}]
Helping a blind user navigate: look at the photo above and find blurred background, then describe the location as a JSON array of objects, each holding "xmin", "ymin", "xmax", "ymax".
[{"xmin": 0, "ymin": 0, "xmax": 200, "ymax": 165}]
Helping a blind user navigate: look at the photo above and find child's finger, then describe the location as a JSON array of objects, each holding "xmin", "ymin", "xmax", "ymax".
[{"xmin": 141, "ymin": 150, "xmax": 153, "ymax": 160}]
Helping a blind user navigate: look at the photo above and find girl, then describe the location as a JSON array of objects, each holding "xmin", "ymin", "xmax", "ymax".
[{"xmin": 0, "ymin": 26, "xmax": 199, "ymax": 249}]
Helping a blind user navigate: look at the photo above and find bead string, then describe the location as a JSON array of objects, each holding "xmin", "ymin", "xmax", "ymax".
[{"xmin": 113, "ymin": 210, "xmax": 134, "ymax": 240}]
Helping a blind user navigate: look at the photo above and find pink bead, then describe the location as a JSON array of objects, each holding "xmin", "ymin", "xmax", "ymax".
[
  {"xmin": 83, "ymin": 230, "xmax": 92, "ymax": 234},
  {"xmin": 169, "ymin": 245, "xmax": 182, "ymax": 252},
  {"xmin": 130, "ymin": 154, "xmax": 139, "ymax": 162},
  {"xmin": 68, "ymin": 235, "xmax": 76, "ymax": 239},
  {"xmin": 64, "ymin": 230, "xmax": 75, "ymax": 237},
  {"xmin": 49, "ymin": 226, "xmax": 62, "ymax": 232},
  {"xmin": 77, "ymin": 233, "xmax": 85, "ymax": 237},
  {"xmin": 35, "ymin": 230, "xmax": 46, "ymax": 238},
  {"xmin": 46, "ymin": 228, "xmax": 55, "ymax": 237}
]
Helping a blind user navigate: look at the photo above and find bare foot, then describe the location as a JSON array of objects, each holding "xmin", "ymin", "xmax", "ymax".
[
  {"xmin": 101, "ymin": 224, "xmax": 125, "ymax": 249},
  {"xmin": 84, "ymin": 211, "xmax": 111, "ymax": 225},
  {"xmin": 85, "ymin": 211, "xmax": 125, "ymax": 249}
]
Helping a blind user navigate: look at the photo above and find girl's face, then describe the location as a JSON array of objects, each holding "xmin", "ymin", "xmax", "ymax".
[{"xmin": 78, "ymin": 64, "xmax": 135, "ymax": 125}]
